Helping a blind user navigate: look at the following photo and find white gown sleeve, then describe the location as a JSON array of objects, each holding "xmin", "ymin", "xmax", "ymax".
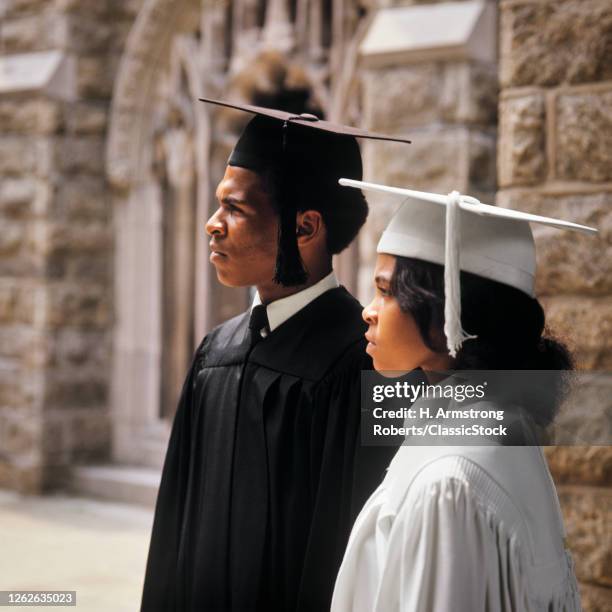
[{"xmin": 372, "ymin": 476, "xmax": 527, "ymax": 612}]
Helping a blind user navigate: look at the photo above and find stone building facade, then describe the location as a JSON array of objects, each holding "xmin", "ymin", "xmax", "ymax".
[
  {"xmin": 0, "ymin": 0, "xmax": 610, "ymax": 608},
  {"xmin": 498, "ymin": 2, "xmax": 612, "ymax": 608}
]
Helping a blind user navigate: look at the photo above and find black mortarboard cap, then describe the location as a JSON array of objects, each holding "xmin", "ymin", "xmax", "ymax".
[{"xmin": 199, "ymin": 97, "xmax": 412, "ymax": 286}]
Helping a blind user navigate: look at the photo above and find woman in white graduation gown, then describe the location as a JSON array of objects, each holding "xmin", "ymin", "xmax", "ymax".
[{"xmin": 331, "ymin": 182, "xmax": 595, "ymax": 612}]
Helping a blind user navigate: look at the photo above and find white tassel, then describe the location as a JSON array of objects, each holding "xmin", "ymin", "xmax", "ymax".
[{"xmin": 444, "ymin": 191, "xmax": 477, "ymax": 358}]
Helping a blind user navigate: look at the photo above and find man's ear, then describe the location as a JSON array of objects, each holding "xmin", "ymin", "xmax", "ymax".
[{"xmin": 296, "ymin": 210, "xmax": 324, "ymax": 244}]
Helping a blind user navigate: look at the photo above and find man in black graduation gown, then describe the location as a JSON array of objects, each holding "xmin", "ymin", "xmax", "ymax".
[{"xmin": 141, "ymin": 99, "xmax": 414, "ymax": 611}]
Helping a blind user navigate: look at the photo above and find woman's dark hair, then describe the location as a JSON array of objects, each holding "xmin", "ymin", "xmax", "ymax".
[{"xmin": 391, "ymin": 256, "xmax": 574, "ymax": 426}]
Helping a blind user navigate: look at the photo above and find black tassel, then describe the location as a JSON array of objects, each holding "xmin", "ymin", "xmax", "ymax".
[
  {"xmin": 273, "ymin": 171, "xmax": 308, "ymax": 286},
  {"xmin": 273, "ymin": 122, "xmax": 308, "ymax": 286}
]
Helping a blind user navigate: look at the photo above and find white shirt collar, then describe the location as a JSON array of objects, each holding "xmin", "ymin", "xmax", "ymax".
[{"xmin": 251, "ymin": 271, "xmax": 339, "ymax": 332}]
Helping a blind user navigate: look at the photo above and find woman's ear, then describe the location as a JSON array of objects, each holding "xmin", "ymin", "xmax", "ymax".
[{"xmin": 296, "ymin": 210, "xmax": 324, "ymax": 245}]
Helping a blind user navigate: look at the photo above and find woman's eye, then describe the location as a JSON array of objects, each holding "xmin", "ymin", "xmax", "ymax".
[{"xmin": 377, "ymin": 285, "xmax": 390, "ymax": 296}]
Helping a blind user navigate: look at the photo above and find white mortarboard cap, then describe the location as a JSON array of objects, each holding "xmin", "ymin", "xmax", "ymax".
[{"xmin": 339, "ymin": 178, "xmax": 598, "ymax": 357}]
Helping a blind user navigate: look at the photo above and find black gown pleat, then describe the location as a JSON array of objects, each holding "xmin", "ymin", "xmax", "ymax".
[{"xmin": 141, "ymin": 287, "xmax": 412, "ymax": 611}]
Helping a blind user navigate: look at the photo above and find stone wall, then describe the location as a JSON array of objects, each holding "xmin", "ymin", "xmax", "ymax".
[
  {"xmin": 0, "ymin": 0, "xmax": 140, "ymax": 492},
  {"xmin": 358, "ymin": 0, "xmax": 498, "ymax": 302},
  {"xmin": 498, "ymin": 0, "xmax": 612, "ymax": 607}
]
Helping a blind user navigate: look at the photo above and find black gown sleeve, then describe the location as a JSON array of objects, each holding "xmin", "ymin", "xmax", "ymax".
[{"xmin": 140, "ymin": 337, "xmax": 208, "ymax": 612}]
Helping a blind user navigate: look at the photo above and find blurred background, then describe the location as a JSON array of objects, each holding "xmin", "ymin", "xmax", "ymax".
[{"xmin": 0, "ymin": 0, "xmax": 610, "ymax": 609}]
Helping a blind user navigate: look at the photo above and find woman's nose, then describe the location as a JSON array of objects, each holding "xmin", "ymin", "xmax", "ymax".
[
  {"xmin": 205, "ymin": 208, "xmax": 225, "ymax": 237},
  {"xmin": 362, "ymin": 300, "xmax": 377, "ymax": 325}
]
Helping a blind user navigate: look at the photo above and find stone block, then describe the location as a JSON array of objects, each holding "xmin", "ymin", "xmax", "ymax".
[
  {"xmin": 47, "ymin": 253, "xmax": 112, "ymax": 283},
  {"xmin": 579, "ymin": 583, "xmax": 612, "ymax": 612},
  {"xmin": 15, "ymin": 463, "xmax": 44, "ymax": 494},
  {"xmin": 107, "ymin": 0, "xmax": 144, "ymax": 17},
  {"xmin": 0, "ymin": 361, "xmax": 45, "ymax": 409},
  {"xmin": 0, "ymin": 10, "xmax": 115, "ymax": 54},
  {"xmin": 0, "ymin": 178, "xmax": 37, "ymax": 217},
  {"xmin": 0, "ymin": 137, "xmax": 54, "ymax": 177},
  {"xmin": 0, "ymin": 253, "xmax": 41, "ymax": 279},
  {"xmin": 0, "ymin": 283, "xmax": 19, "ymax": 323},
  {"xmin": 0, "ymin": 460, "xmax": 44, "ymax": 493},
  {"xmin": 497, "ymin": 191, "xmax": 612, "ymax": 297},
  {"xmin": 0, "ymin": 221, "xmax": 25, "ymax": 255},
  {"xmin": 0, "ymin": 327, "xmax": 38, "ymax": 361},
  {"xmin": 54, "ymin": 176, "xmax": 109, "ymax": 220},
  {"xmin": 65, "ymin": 14, "xmax": 113, "ymax": 54},
  {"xmin": 54, "ymin": 136, "xmax": 105, "ymax": 174},
  {"xmin": 0, "ymin": 11, "xmax": 68, "ymax": 53},
  {"xmin": 363, "ymin": 63, "xmax": 444, "ymax": 131},
  {"xmin": 540, "ymin": 296, "xmax": 612, "ymax": 370},
  {"xmin": 498, "ymin": 94, "xmax": 546, "ymax": 187},
  {"xmin": 2, "ymin": 0, "xmax": 50, "ymax": 18},
  {"xmin": 68, "ymin": 409, "xmax": 111, "ymax": 462},
  {"xmin": 550, "ymin": 373, "xmax": 612, "ymax": 446},
  {"xmin": 43, "ymin": 220, "xmax": 113, "ymax": 280},
  {"xmin": 54, "ymin": 0, "xmax": 109, "ymax": 16},
  {"xmin": 363, "ymin": 61, "xmax": 497, "ymax": 132},
  {"xmin": 64, "ymin": 102, "xmax": 108, "ymax": 134},
  {"xmin": 546, "ymin": 447, "xmax": 612, "ymax": 487},
  {"xmin": 0, "ymin": 218, "xmax": 47, "ymax": 277},
  {"xmin": 109, "ymin": 20, "xmax": 134, "ymax": 54},
  {"xmin": 0, "ymin": 136, "xmax": 36, "ymax": 174},
  {"xmin": 0, "ymin": 408, "xmax": 40, "ymax": 455},
  {"xmin": 76, "ymin": 55, "xmax": 115, "ymax": 99},
  {"xmin": 41, "ymin": 412, "xmax": 69, "ymax": 461},
  {"xmin": 0, "ymin": 281, "xmax": 36, "ymax": 324},
  {"xmin": 440, "ymin": 61, "xmax": 498, "ymax": 126},
  {"xmin": 45, "ymin": 283, "xmax": 112, "ymax": 329},
  {"xmin": 0, "ymin": 98, "xmax": 62, "ymax": 134},
  {"xmin": 500, "ymin": 0, "xmax": 612, "ymax": 88},
  {"xmin": 0, "ymin": 14, "xmax": 44, "ymax": 52},
  {"xmin": 44, "ymin": 372, "xmax": 108, "ymax": 409},
  {"xmin": 558, "ymin": 485, "xmax": 612, "ymax": 588},
  {"xmin": 46, "ymin": 329, "xmax": 110, "ymax": 369},
  {"xmin": 0, "ymin": 462, "xmax": 14, "ymax": 489},
  {"xmin": 43, "ymin": 221, "xmax": 112, "ymax": 255},
  {"xmin": 467, "ymin": 131, "xmax": 497, "ymax": 195},
  {"xmin": 365, "ymin": 126, "xmax": 495, "ymax": 196},
  {"xmin": 556, "ymin": 90, "xmax": 612, "ymax": 183},
  {"xmin": 0, "ymin": 369, "xmax": 26, "ymax": 408}
]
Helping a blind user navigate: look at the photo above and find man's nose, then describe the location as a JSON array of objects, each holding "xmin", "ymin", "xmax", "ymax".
[{"xmin": 206, "ymin": 208, "xmax": 225, "ymax": 237}]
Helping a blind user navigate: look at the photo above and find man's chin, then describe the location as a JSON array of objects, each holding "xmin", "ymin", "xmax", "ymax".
[{"xmin": 213, "ymin": 268, "xmax": 251, "ymax": 288}]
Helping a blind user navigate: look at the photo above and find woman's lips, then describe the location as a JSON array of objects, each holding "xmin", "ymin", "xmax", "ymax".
[{"xmin": 365, "ymin": 333, "xmax": 376, "ymax": 351}]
